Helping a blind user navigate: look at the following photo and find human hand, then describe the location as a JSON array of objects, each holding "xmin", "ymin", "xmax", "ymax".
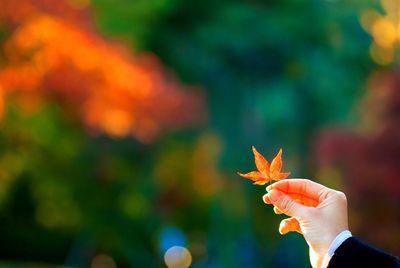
[{"xmin": 263, "ymin": 179, "xmax": 349, "ymax": 268}]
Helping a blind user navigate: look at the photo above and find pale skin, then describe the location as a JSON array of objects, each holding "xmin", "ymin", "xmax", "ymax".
[{"xmin": 263, "ymin": 179, "xmax": 349, "ymax": 268}]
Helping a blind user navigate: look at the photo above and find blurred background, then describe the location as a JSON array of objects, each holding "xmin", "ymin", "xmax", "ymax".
[{"xmin": 0, "ymin": 0, "xmax": 399, "ymax": 267}]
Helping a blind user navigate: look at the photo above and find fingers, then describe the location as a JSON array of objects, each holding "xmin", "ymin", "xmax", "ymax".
[
  {"xmin": 263, "ymin": 192, "xmax": 319, "ymax": 207},
  {"xmin": 264, "ymin": 199, "xmax": 302, "ymax": 215},
  {"xmin": 267, "ymin": 189, "xmax": 310, "ymax": 217},
  {"xmin": 266, "ymin": 179, "xmax": 331, "ymax": 202},
  {"xmin": 279, "ymin": 217, "xmax": 301, "ymax": 235},
  {"xmin": 292, "ymin": 194, "xmax": 319, "ymax": 207},
  {"xmin": 273, "ymin": 206, "xmax": 283, "ymax": 214},
  {"xmin": 263, "ymin": 194, "xmax": 272, "ymax": 204}
]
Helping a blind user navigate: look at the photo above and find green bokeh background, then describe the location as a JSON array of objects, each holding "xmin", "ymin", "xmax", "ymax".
[{"xmin": 1, "ymin": 0, "xmax": 398, "ymax": 267}]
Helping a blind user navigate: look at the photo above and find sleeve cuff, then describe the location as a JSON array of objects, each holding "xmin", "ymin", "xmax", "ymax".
[{"xmin": 321, "ymin": 230, "xmax": 352, "ymax": 268}]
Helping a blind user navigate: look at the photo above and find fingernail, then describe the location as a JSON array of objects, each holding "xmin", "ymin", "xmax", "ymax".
[{"xmin": 269, "ymin": 190, "xmax": 282, "ymax": 202}]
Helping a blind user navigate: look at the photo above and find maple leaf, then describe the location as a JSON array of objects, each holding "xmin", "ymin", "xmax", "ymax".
[{"xmin": 238, "ymin": 146, "xmax": 291, "ymax": 185}]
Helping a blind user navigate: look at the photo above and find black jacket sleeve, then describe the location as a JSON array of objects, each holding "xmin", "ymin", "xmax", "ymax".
[{"xmin": 328, "ymin": 237, "xmax": 400, "ymax": 268}]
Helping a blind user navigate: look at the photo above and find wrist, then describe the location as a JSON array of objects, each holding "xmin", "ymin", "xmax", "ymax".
[
  {"xmin": 327, "ymin": 230, "xmax": 352, "ymax": 257},
  {"xmin": 321, "ymin": 222, "xmax": 349, "ymax": 255},
  {"xmin": 321, "ymin": 230, "xmax": 352, "ymax": 268}
]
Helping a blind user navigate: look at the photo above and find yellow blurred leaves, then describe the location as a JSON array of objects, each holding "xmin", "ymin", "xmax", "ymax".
[
  {"xmin": 371, "ymin": 17, "xmax": 398, "ymax": 48},
  {"xmin": 153, "ymin": 133, "xmax": 223, "ymax": 199},
  {"xmin": 191, "ymin": 133, "xmax": 223, "ymax": 196},
  {"xmin": 118, "ymin": 191, "xmax": 149, "ymax": 220},
  {"xmin": 33, "ymin": 179, "xmax": 82, "ymax": 229},
  {"xmin": 360, "ymin": 1, "xmax": 400, "ymax": 65},
  {"xmin": 0, "ymin": 153, "xmax": 24, "ymax": 206},
  {"xmin": 67, "ymin": 0, "xmax": 90, "ymax": 10}
]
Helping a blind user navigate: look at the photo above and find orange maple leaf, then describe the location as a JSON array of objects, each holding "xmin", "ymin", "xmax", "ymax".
[{"xmin": 238, "ymin": 146, "xmax": 291, "ymax": 185}]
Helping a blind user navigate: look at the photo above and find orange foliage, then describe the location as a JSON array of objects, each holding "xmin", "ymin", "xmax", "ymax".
[
  {"xmin": 238, "ymin": 147, "xmax": 291, "ymax": 185},
  {"xmin": 0, "ymin": 0, "xmax": 204, "ymax": 142},
  {"xmin": 0, "ymin": 86, "xmax": 4, "ymax": 120}
]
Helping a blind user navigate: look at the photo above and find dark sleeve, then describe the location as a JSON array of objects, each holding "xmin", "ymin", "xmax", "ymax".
[{"xmin": 328, "ymin": 237, "xmax": 400, "ymax": 268}]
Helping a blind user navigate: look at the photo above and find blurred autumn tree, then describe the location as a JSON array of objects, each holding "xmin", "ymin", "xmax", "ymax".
[
  {"xmin": 0, "ymin": 0, "xmax": 204, "ymax": 141},
  {"xmin": 0, "ymin": 0, "xmax": 205, "ymax": 266}
]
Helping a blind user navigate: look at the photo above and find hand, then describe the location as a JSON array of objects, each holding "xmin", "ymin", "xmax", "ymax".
[{"xmin": 263, "ymin": 179, "xmax": 349, "ymax": 268}]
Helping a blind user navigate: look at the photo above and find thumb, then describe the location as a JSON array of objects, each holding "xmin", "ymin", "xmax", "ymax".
[{"xmin": 268, "ymin": 189, "xmax": 309, "ymax": 217}]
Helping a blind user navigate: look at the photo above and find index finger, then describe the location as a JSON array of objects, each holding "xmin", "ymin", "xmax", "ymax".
[
  {"xmin": 263, "ymin": 193, "xmax": 319, "ymax": 207},
  {"xmin": 266, "ymin": 179, "xmax": 329, "ymax": 201}
]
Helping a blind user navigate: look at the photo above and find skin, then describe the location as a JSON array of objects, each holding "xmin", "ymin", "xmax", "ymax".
[{"xmin": 263, "ymin": 179, "xmax": 349, "ymax": 268}]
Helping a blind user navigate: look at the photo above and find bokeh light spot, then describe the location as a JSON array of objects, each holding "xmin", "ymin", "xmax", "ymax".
[
  {"xmin": 91, "ymin": 254, "xmax": 117, "ymax": 268},
  {"xmin": 164, "ymin": 246, "xmax": 192, "ymax": 268},
  {"xmin": 359, "ymin": 9, "xmax": 380, "ymax": 32},
  {"xmin": 372, "ymin": 17, "xmax": 397, "ymax": 48},
  {"xmin": 369, "ymin": 43, "xmax": 394, "ymax": 65}
]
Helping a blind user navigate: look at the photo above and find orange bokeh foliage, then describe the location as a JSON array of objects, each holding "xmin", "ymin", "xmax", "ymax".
[
  {"xmin": 0, "ymin": 0, "xmax": 205, "ymax": 142},
  {"xmin": 238, "ymin": 147, "xmax": 291, "ymax": 185}
]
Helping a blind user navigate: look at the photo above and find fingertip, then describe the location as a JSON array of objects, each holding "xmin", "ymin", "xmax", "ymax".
[
  {"xmin": 278, "ymin": 220, "xmax": 289, "ymax": 235},
  {"xmin": 273, "ymin": 206, "xmax": 283, "ymax": 214},
  {"xmin": 280, "ymin": 229, "xmax": 289, "ymax": 235},
  {"xmin": 262, "ymin": 194, "xmax": 271, "ymax": 204},
  {"xmin": 268, "ymin": 189, "xmax": 283, "ymax": 203},
  {"xmin": 279, "ymin": 217, "xmax": 300, "ymax": 235}
]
